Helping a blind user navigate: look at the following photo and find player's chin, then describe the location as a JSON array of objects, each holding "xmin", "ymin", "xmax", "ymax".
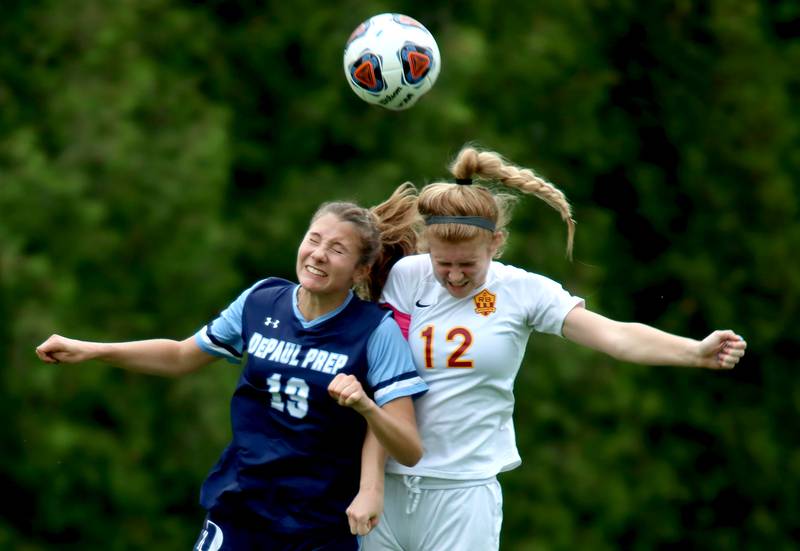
[
  {"xmin": 447, "ymin": 283, "xmax": 473, "ymax": 298},
  {"xmin": 298, "ymin": 276, "xmax": 328, "ymax": 293}
]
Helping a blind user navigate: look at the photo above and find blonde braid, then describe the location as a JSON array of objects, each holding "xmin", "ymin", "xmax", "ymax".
[{"xmin": 456, "ymin": 148, "xmax": 576, "ymax": 259}]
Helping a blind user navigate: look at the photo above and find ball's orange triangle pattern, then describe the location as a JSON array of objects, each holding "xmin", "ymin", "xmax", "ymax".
[
  {"xmin": 354, "ymin": 61, "xmax": 377, "ymax": 89},
  {"xmin": 408, "ymin": 52, "xmax": 430, "ymax": 79}
]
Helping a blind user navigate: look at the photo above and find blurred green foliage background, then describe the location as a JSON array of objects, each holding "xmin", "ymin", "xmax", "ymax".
[{"xmin": 2, "ymin": 0, "xmax": 798, "ymax": 549}]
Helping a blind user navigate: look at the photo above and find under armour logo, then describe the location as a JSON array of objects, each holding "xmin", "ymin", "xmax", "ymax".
[{"xmin": 264, "ymin": 317, "xmax": 280, "ymax": 329}]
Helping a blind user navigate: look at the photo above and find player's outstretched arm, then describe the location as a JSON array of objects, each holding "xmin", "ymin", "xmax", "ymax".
[
  {"xmin": 328, "ymin": 374, "xmax": 422, "ymax": 466},
  {"xmin": 562, "ymin": 307, "xmax": 747, "ymax": 369},
  {"xmin": 35, "ymin": 334, "xmax": 217, "ymax": 376}
]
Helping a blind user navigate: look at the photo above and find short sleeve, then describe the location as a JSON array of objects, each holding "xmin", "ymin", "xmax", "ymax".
[
  {"xmin": 523, "ymin": 273, "xmax": 584, "ymax": 336},
  {"xmin": 194, "ymin": 279, "xmax": 267, "ymax": 364},
  {"xmin": 366, "ymin": 315, "xmax": 428, "ymax": 406}
]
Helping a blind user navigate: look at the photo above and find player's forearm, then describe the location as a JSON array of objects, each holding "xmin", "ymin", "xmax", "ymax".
[
  {"xmin": 564, "ymin": 308, "xmax": 706, "ymax": 368},
  {"xmin": 610, "ymin": 322, "xmax": 701, "ymax": 366},
  {"xmin": 360, "ymin": 402, "xmax": 422, "ymax": 467},
  {"xmin": 360, "ymin": 429, "xmax": 387, "ymax": 491},
  {"xmin": 93, "ymin": 338, "xmax": 204, "ymax": 376}
]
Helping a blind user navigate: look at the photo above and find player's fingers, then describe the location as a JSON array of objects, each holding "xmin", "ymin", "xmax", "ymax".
[
  {"xmin": 346, "ymin": 505, "xmax": 374, "ymax": 535},
  {"xmin": 35, "ymin": 336, "xmax": 56, "ymax": 359},
  {"xmin": 35, "ymin": 345, "xmax": 61, "ymax": 363},
  {"xmin": 357, "ymin": 518, "xmax": 371, "ymax": 536},
  {"xmin": 328, "ymin": 373, "xmax": 345, "ymax": 388},
  {"xmin": 339, "ymin": 379, "xmax": 359, "ymax": 394},
  {"xmin": 346, "ymin": 509, "xmax": 358, "ymax": 535},
  {"xmin": 346, "ymin": 379, "xmax": 364, "ymax": 394},
  {"xmin": 728, "ymin": 349, "xmax": 744, "ymax": 363},
  {"xmin": 341, "ymin": 383, "xmax": 364, "ymax": 404},
  {"xmin": 345, "ymin": 393, "xmax": 363, "ymax": 407},
  {"xmin": 333, "ymin": 374, "xmax": 357, "ymax": 390},
  {"xmin": 328, "ymin": 374, "xmax": 348, "ymax": 398},
  {"xmin": 726, "ymin": 347, "xmax": 745, "ymax": 359},
  {"xmin": 346, "ymin": 391, "xmax": 366, "ymax": 408},
  {"xmin": 724, "ymin": 334, "xmax": 746, "ymax": 348},
  {"xmin": 727, "ymin": 339, "xmax": 747, "ymax": 351},
  {"xmin": 36, "ymin": 351, "xmax": 59, "ymax": 363},
  {"xmin": 718, "ymin": 339, "xmax": 746, "ymax": 365},
  {"xmin": 333, "ymin": 384, "xmax": 353, "ymax": 405},
  {"xmin": 716, "ymin": 351, "xmax": 739, "ymax": 369}
]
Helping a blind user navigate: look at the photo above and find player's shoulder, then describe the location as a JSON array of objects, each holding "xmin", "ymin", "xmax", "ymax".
[
  {"xmin": 489, "ymin": 260, "xmax": 535, "ymax": 281},
  {"xmin": 243, "ymin": 277, "xmax": 295, "ymax": 307},
  {"xmin": 349, "ymin": 292, "xmax": 389, "ymax": 317},
  {"xmin": 391, "ymin": 253, "xmax": 433, "ymax": 279},
  {"xmin": 489, "ymin": 261, "xmax": 562, "ymax": 290},
  {"xmin": 394, "ymin": 253, "xmax": 431, "ymax": 269},
  {"xmin": 251, "ymin": 276, "xmax": 294, "ymax": 292}
]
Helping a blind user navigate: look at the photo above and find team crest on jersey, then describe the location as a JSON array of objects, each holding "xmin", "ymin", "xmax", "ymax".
[{"xmin": 473, "ymin": 289, "xmax": 497, "ymax": 317}]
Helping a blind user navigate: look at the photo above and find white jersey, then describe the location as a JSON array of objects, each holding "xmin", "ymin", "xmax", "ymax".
[{"xmin": 381, "ymin": 253, "xmax": 584, "ymax": 480}]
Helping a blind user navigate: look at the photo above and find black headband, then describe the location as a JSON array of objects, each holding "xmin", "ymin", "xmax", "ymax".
[
  {"xmin": 455, "ymin": 178, "xmax": 473, "ymax": 185},
  {"xmin": 425, "ymin": 215, "xmax": 496, "ymax": 232}
]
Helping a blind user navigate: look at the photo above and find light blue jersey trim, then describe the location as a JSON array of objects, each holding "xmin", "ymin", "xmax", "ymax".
[
  {"xmin": 195, "ymin": 281, "xmax": 428, "ymax": 405},
  {"xmin": 367, "ymin": 317, "xmax": 428, "ymax": 406},
  {"xmin": 194, "ymin": 279, "xmax": 268, "ymax": 364},
  {"xmin": 291, "ymin": 285, "xmax": 355, "ymax": 327},
  {"xmin": 292, "ymin": 285, "xmax": 426, "ymax": 404}
]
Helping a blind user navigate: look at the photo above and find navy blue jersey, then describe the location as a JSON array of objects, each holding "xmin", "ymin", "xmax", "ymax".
[{"xmin": 195, "ymin": 278, "xmax": 426, "ymax": 539}]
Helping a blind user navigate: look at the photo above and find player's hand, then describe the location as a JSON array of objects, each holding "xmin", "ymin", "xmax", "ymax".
[
  {"xmin": 346, "ymin": 487, "xmax": 382, "ymax": 536},
  {"xmin": 697, "ymin": 330, "xmax": 747, "ymax": 369},
  {"xmin": 35, "ymin": 334, "xmax": 98, "ymax": 364},
  {"xmin": 328, "ymin": 374, "xmax": 374, "ymax": 414}
]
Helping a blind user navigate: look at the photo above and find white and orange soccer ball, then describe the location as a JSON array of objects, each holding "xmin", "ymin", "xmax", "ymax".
[{"xmin": 343, "ymin": 13, "xmax": 441, "ymax": 110}]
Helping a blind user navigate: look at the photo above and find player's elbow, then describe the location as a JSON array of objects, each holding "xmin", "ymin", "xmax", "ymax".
[
  {"xmin": 394, "ymin": 440, "xmax": 423, "ymax": 467},
  {"xmin": 173, "ymin": 338, "xmax": 214, "ymax": 376}
]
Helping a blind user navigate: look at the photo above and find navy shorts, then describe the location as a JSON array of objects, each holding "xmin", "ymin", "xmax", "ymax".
[{"xmin": 193, "ymin": 510, "xmax": 359, "ymax": 551}]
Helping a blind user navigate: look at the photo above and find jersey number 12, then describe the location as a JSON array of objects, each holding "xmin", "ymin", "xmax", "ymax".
[{"xmin": 420, "ymin": 325, "xmax": 474, "ymax": 369}]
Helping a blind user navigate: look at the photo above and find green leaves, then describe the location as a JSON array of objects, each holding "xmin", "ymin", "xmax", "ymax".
[{"xmin": 2, "ymin": 0, "xmax": 798, "ymax": 548}]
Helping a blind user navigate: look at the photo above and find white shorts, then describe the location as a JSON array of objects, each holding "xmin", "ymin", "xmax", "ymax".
[{"xmin": 362, "ymin": 473, "xmax": 503, "ymax": 551}]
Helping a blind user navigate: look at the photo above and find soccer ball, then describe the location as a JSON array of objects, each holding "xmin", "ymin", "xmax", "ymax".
[{"xmin": 343, "ymin": 13, "xmax": 441, "ymax": 110}]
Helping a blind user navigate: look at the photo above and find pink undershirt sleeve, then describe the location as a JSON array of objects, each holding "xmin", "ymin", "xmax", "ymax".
[{"xmin": 382, "ymin": 303, "xmax": 411, "ymax": 340}]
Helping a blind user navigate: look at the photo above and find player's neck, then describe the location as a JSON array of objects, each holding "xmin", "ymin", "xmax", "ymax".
[{"xmin": 297, "ymin": 287, "xmax": 349, "ymax": 321}]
